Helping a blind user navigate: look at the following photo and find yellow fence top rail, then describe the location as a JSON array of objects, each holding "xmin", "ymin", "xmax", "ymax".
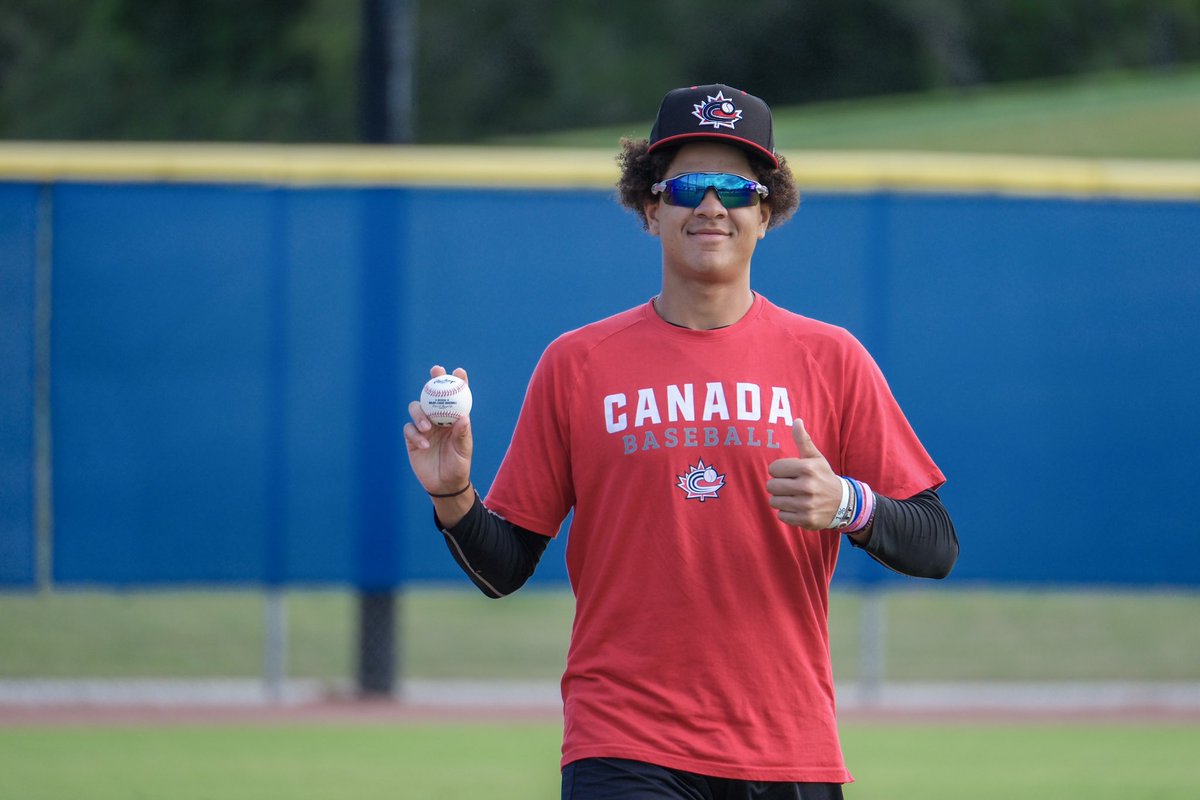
[{"xmin": 2, "ymin": 142, "xmax": 1199, "ymax": 199}]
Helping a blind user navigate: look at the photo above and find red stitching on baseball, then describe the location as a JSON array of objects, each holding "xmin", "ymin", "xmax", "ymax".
[{"xmin": 425, "ymin": 382, "xmax": 466, "ymax": 398}]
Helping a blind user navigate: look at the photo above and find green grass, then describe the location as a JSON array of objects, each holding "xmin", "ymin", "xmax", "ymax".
[
  {"xmin": 883, "ymin": 590, "xmax": 1200, "ymax": 681},
  {"xmin": 0, "ymin": 724, "xmax": 563, "ymax": 800},
  {"xmin": 492, "ymin": 67, "xmax": 1200, "ymax": 160},
  {"xmin": 1, "ymin": 723, "xmax": 1196, "ymax": 800},
  {"xmin": 1, "ymin": 587, "xmax": 1198, "ymax": 682},
  {"xmin": 840, "ymin": 724, "xmax": 1200, "ymax": 799}
]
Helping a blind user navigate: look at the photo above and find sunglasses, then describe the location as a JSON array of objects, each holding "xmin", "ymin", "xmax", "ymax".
[{"xmin": 650, "ymin": 172, "xmax": 769, "ymax": 208}]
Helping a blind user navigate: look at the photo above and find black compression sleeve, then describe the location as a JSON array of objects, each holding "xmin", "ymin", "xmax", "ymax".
[
  {"xmin": 850, "ymin": 489, "xmax": 959, "ymax": 579},
  {"xmin": 435, "ymin": 494, "xmax": 550, "ymax": 598}
]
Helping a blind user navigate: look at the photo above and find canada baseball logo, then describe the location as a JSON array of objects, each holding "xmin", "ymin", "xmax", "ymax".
[
  {"xmin": 676, "ymin": 459, "xmax": 725, "ymax": 501},
  {"xmin": 692, "ymin": 91, "xmax": 743, "ymax": 130}
]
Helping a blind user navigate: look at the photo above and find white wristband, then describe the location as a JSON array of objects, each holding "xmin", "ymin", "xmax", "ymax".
[{"xmin": 830, "ymin": 477, "xmax": 854, "ymax": 529}]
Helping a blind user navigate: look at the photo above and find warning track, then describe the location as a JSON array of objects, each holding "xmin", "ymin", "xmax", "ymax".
[{"xmin": 2, "ymin": 680, "xmax": 1198, "ymax": 727}]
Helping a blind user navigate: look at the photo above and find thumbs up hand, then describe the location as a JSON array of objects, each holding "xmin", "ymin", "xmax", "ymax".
[{"xmin": 766, "ymin": 419, "xmax": 844, "ymax": 530}]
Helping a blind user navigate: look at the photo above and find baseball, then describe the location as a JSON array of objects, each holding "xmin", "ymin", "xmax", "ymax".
[{"xmin": 420, "ymin": 374, "xmax": 473, "ymax": 426}]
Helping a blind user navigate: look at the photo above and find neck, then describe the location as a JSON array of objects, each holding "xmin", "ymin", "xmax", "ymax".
[{"xmin": 653, "ymin": 281, "xmax": 755, "ymax": 330}]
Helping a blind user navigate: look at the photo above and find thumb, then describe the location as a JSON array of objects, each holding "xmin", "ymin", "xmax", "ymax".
[
  {"xmin": 451, "ymin": 414, "xmax": 473, "ymax": 452},
  {"xmin": 792, "ymin": 419, "xmax": 824, "ymax": 459}
]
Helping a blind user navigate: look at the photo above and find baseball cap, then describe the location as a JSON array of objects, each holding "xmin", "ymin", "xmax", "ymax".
[{"xmin": 647, "ymin": 84, "xmax": 778, "ymax": 168}]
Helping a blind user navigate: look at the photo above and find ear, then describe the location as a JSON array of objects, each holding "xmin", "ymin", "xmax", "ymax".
[
  {"xmin": 644, "ymin": 198, "xmax": 662, "ymax": 236},
  {"xmin": 756, "ymin": 202, "xmax": 772, "ymax": 239}
]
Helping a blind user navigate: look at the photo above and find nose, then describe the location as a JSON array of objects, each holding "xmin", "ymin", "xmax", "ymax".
[{"xmin": 694, "ymin": 187, "xmax": 727, "ymax": 217}]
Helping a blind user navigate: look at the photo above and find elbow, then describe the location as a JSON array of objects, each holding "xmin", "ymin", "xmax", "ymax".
[
  {"xmin": 473, "ymin": 580, "xmax": 507, "ymax": 599},
  {"xmin": 924, "ymin": 560, "xmax": 955, "ymax": 581},
  {"xmin": 923, "ymin": 534, "xmax": 960, "ymax": 580},
  {"xmin": 914, "ymin": 498, "xmax": 959, "ymax": 580},
  {"xmin": 473, "ymin": 569, "xmax": 535, "ymax": 599},
  {"xmin": 881, "ymin": 529, "xmax": 959, "ymax": 580}
]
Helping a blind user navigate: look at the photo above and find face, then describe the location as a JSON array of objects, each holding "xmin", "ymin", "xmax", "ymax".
[{"xmin": 644, "ymin": 142, "xmax": 772, "ymax": 285}]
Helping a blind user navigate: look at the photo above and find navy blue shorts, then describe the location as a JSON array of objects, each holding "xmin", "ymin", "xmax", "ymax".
[{"xmin": 561, "ymin": 757, "xmax": 845, "ymax": 800}]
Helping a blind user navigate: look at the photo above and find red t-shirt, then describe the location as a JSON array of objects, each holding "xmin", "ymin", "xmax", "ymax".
[{"xmin": 485, "ymin": 293, "xmax": 944, "ymax": 782}]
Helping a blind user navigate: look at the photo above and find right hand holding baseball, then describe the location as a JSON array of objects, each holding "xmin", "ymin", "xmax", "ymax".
[{"xmin": 405, "ymin": 366, "xmax": 473, "ymax": 506}]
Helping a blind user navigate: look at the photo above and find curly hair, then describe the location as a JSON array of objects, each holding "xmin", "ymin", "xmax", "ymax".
[{"xmin": 615, "ymin": 138, "xmax": 800, "ymax": 231}]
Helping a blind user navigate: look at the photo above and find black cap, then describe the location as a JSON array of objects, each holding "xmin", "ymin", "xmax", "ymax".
[{"xmin": 647, "ymin": 84, "xmax": 778, "ymax": 168}]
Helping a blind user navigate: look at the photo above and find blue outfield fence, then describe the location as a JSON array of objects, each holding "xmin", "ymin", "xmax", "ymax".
[
  {"xmin": 1, "ymin": 146, "xmax": 1198, "ymax": 590},
  {"xmin": 0, "ymin": 183, "xmax": 38, "ymax": 587}
]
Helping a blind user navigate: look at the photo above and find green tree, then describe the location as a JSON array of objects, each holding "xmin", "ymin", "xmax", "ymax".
[
  {"xmin": 2, "ymin": 0, "xmax": 1197, "ymax": 143},
  {"xmin": 0, "ymin": 0, "xmax": 357, "ymax": 141}
]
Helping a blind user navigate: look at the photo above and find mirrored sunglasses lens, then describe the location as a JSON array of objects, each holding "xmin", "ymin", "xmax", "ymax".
[
  {"xmin": 661, "ymin": 175, "xmax": 705, "ymax": 206},
  {"xmin": 664, "ymin": 174, "xmax": 758, "ymax": 208},
  {"xmin": 664, "ymin": 185, "xmax": 705, "ymax": 206},
  {"xmin": 710, "ymin": 175, "xmax": 759, "ymax": 207},
  {"xmin": 718, "ymin": 188, "xmax": 758, "ymax": 208}
]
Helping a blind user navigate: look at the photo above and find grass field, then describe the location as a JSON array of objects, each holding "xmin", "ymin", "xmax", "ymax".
[
  {"xmin": 2, "ymin": 587, "xmax": 1198, "ymax": 683},
  {"xmin": 494, "ymin": 67, "xmax": 1200, "ymax": 160},
  {"xmin": 2, "ymin": 722, "xmax": 1197, "ymax": 800}
]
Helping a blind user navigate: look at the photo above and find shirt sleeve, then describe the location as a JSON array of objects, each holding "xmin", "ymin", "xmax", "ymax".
[{"xmin": 484, "ymin": 337, "xmax": 578, "ymax": 537}]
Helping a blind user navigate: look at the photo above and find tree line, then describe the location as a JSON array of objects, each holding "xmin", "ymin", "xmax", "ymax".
[{"xmin": 1, "ymin": 0, "xmax": 1197, "ymax": 143}]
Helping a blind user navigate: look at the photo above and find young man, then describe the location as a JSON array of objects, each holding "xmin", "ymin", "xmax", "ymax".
[{"xmin": 404, "ymin": 84, "xmax": 958, "ymax": 800}]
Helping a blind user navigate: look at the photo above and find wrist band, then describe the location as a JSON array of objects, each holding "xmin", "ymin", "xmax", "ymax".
[
  {"xmin": 829, "ymin": 477, "xmax": 855, "ymax": 529},
  {"xmin": 846, "ymin": 479, "xmax": 863, "ymax": 528},
  {"xmin": 848, "ymin": 501, "xmax": 876, "ymax": 535},
  {"xmin": 428, "ymin": 482, "xmax": 472, "ymax": 498},
  {"xmin": 846, "ymin": 480, "xmax": 876, "ymax": 532}
]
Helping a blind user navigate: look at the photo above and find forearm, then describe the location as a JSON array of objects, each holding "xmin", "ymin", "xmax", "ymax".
[
  {"xmin": 430, "ymin": 480, "xmax": 476, "ymax": 528},
  {"xmin": 848, "ymin": 489, "xmax": 958, "ymax": 579},
  {"xmin": 435, "ymin": 494, "xmax": 550, "ymax": 597}
]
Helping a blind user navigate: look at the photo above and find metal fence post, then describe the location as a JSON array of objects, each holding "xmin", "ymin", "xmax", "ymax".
[{"xmin": 858, "ymin": 585, "xmax": 887, "ymax": 707}]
